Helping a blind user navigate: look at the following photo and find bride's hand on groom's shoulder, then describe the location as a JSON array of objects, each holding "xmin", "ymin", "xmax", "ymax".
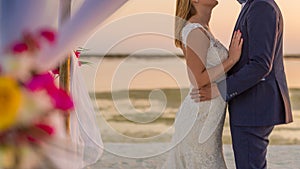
[
  {"xmin": 190, "ymin": 83, "xmax": 220, "ymax": 102},
  {"xmin": 228, "ymin": 30, "xmax": 243, "ymax": 64}
]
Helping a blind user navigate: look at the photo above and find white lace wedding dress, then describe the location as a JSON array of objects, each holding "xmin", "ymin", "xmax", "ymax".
[{"xmin": 162, "ymin": 23, "xmax": 228, "ymax": 169}]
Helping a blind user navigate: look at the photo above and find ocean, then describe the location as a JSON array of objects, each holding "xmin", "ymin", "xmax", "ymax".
[{"xmin": 79, "ymin": 55, "xmax": 300, "ymax": 144}]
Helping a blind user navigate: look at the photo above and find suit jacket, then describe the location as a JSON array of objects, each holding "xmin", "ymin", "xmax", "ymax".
[{"xmin": 217, "ymin": 0, "xmax": 293, "ymax": 126}]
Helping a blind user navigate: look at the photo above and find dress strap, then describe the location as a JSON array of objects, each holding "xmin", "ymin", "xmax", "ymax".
[{"xmin": 181, "ymin": 23, "xmax": 213, "ymax": 48}]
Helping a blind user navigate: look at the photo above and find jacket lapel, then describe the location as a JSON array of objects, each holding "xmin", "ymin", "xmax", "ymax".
[{"xmin": 234, "ymin": 1, "xmax": 252, "ymax": 30}]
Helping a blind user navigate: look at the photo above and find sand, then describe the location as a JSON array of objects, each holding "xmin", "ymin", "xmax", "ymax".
[
  {"xmin": 86, "ymin": 144, "xmax": 300, "ymax": 169},
  {"xmin": 78, "ymin": 56, "xmax": 300, "ymax": 168}
]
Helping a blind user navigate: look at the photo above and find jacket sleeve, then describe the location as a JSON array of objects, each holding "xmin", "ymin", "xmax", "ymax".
[{"xmin": 218, "ymin": 1, "xmax": 279, "ymax": 101}]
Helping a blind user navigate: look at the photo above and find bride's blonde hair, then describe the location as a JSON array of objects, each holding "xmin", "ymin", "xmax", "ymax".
[{"xmin": 175, "ymin": 0, "xmax": 196, "ymax": 48}]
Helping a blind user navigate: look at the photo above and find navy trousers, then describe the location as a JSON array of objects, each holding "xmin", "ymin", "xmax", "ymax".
[{"xmin": 230, "ymin": 124, "xmax": 274, "ymax": 169}]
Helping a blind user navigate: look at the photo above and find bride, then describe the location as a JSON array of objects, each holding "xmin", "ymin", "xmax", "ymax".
[{"xmin": 162, "ymin": 0, "xmax": 243, "ymax": 168}]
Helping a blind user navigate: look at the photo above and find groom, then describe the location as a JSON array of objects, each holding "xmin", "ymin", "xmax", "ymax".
[{"xmin": 191, "ymin": 0, "xmax": 293, "ymax": 168}]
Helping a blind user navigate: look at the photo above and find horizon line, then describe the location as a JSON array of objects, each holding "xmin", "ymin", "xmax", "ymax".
[{"xmin": 81, "ymin": 53, "xmax": 300, "ymax": 59}]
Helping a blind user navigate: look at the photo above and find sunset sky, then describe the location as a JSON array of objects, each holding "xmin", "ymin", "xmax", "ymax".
[{"xmin": 84, "ymin": 0, "xmax": 300, "ymax": 55}]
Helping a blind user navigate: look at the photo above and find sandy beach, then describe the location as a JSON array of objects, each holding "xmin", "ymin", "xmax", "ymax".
[
  {"xmin": 86, "ymin": 144, "xmax": 300, "ymax": 169},
  {"xmin": 76, "ymin": 56, "xmax": 300, "ymax": 168}
]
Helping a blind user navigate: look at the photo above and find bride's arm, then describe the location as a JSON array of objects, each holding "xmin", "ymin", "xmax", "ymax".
[{"xmin": 185, "ymin": 29, "xmax": 243, "ymax": 89}]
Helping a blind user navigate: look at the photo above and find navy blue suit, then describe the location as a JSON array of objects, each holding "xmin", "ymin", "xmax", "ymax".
[{"xmin": 217, "ymin": 0, "xmax": 293, "ymax": 168}]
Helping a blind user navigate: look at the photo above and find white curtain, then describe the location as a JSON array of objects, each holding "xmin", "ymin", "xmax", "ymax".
[
  {"xmin": 70, "ymin": 53, "xmax": 104, "ymax": 168},
  {"xmin": 1, "ymin": 0, "xmax": 128, "ymax": 69},
  {"xmin": 0, "ymin": 0, "xmax": 59, "ymax": 55},
  {"xmin": 35, "ymin": 0, "xmax": 128, "ymax": 72}
]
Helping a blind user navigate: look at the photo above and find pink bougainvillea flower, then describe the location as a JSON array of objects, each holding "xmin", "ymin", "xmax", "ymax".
[
  {"xmin": 27, "ymin": 135, "xmax": 38, "ymax": 143},
  {"xmin": 74, "ymin": 51, "xmax": 81, "ymax": 58},
  {"xmin": 12, "ymin": 42, "xmax": 28, "ymax": 54},
  {"xmin": 25, "ymin": 73, "xmax": 55, "ymax": 92},
  {"xmin": 52, "ymin": 67, "xmax": 60, "ymax": 75},
  {"xmin": 40, "ymin": 29, "xmax": 56, "ymax": 44},
  {"xmin": 23, "ymin": 32, "xmax": 40, "ymax": 51},
  {"xmin": 25, "ymin": 72, "xmax": 73, "ymax": 111},
  {"xmin": 47, "ymin": 88, "xmax": 74, "ymax": 111},
  {"xmin": 74, "ymin": 50, "xmax": 82, "ymax": 66},
  {"xmin": 27, "ymin": 123, "xmax": 55, "ymax": 143},
  {"xmin": 35, "ymin": 123, "xmax": 55, "ymax": 136}
]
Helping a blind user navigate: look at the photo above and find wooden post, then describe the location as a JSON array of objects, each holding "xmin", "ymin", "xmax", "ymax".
[{"xmin": 59, "ymin": 0, "xmax": 72, "ymax": 135}]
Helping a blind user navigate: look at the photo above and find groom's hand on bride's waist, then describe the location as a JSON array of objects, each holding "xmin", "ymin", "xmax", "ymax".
[{"xmin": 190, "ymin": 83, "xmax": 220, "ymax": 102}]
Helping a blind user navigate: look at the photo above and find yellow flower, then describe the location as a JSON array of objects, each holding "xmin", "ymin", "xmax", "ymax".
[{"xmin": 0, "ymin": 77, "xmax": 22, "ymax": 131}]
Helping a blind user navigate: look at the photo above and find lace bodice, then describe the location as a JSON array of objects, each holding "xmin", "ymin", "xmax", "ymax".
[
  {"xmin": 181, "ymin": 23, "xmax": 228, "ymax": 70},
  {"xmin": 162, "ymin": 23, "xmax": 228, "ymax": 169}
]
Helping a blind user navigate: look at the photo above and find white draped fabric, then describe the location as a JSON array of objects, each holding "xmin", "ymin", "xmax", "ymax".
[
  {"xmin": 36, "ymin": 0, "xmax": 128, "ymax": 72},
  {"xmin": 70, "ymin": 53, "xmax": 104, "ymax": 167},
  {"xmin": 1, "ymin": 0, "xmax": 128, "ymax": 168},
  {"xmin": 0, "ymin": 1, "xmax": 60, "ymax": 54}
]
